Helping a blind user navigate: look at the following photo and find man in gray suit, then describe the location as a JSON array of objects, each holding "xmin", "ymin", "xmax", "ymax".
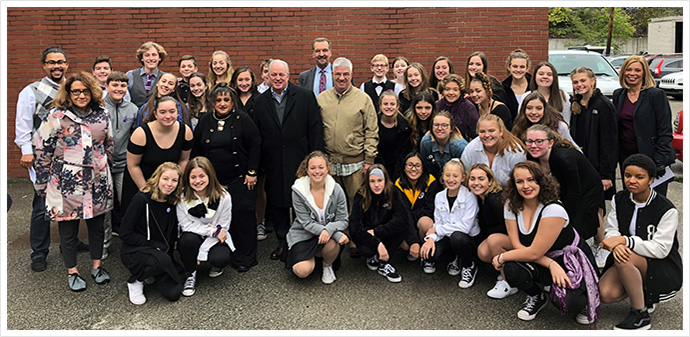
[{"xmin": 298, "ymin": 37, "xmax": 333, "ymax": 98}]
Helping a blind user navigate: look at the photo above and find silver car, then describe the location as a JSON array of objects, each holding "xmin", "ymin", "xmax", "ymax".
[{"xmin": 549, "ymin": 50, "xmax": 621, "ymax": 98}]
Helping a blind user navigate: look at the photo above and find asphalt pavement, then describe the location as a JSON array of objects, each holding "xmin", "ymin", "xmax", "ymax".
[{"xmin": 3, "ymin": 97, "xmax": 686, "ymax": 334}]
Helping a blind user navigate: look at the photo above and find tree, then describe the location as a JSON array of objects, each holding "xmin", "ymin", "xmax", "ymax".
[
  {"xmin": 624, "ymin": 7, "xmax": 683, "ymax": 37},
  {"xmin": 549, "ymin": 7, "xmax": 635, "ymax": 53}
]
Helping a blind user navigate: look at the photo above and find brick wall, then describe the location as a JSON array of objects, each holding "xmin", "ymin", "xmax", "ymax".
[{"xmin": 6, "ymin": 6, "xmax": 548, "ymax": 178}]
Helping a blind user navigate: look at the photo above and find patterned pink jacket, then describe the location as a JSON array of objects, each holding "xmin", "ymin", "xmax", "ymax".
[{"xmin": 33, "ymin": 107, "xmax": 114, "ymax": 221}]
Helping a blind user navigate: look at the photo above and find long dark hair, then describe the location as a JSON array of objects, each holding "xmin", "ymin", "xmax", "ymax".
[
  {"xmin": 502, "ymin": 161, "xmax": 560, "ymax": 214},
  {"xmin": 358, "ymin": 164, "xmax": 394, "ymax": 212},
  {"xmin": 529, "ymin": 62, "xmax": 565, "ymax": 113},
  {"xmin": 229, "ymin": 65, "xmax": 258, "ymax": 95},
  {"xmin": 398, "ymin": 152, "xmax": 432, "ymax": 191},
  {"xmin": 407, "ymin": 91, "xmax": 438, "ymax": 150},
  {"xmin": 511, "ymin": 91, "xmax": 564, "ymax": 141},
  {"xmin": 187, "ymin": 72, "xmax": 207, "ymax": 120},
  {"xmin": 429, "ymin": 56, "xmax": 455, "ymax": 91},
  {"xmin": 464, "ymin": 51, "xmax": 489, "ymax": 92}
]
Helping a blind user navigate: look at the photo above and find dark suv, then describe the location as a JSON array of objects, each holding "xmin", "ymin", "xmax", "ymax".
[{"xmin": 647, "ymin": 54, "xmax": 683, "ymax": 86}]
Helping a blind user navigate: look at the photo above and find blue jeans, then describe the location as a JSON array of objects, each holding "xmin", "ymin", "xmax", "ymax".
[{"xmin": 30, "ymin": 192, "xmax": 51, "ymax": 261}]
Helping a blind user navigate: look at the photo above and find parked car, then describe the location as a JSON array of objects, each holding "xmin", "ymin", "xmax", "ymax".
[
  {"xmin": 649, "ymin": 55, "xmax": 683, "ymax": 86},
  {"xmin": 606, "ymin": 55, "xmax": 631, "ymax": 72},
  {"xmin": 659, "ymin": 71, "xmax": 683, "ymax": 100},
  {"xmin": 549, "ymin": 50, "xmax": 620, "ymax": 98},
  {"xmin": 672, "ymin": 110, "xmax": 683, "ymax": 162}
]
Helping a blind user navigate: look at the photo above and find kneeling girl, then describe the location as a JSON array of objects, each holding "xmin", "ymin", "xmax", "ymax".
[
  {"xmin": 349, "ymin": 164, "xmax": 411, "ymax": 283},
  {"xmin": 286, "ymin": 151, "xmax": 349, "ymax": 284},
  {"xmin": 177, "ymin": 156, "xmax": 234, "ymax": 297},
  {"xmin": 420, "ymin": 158, "xmax": 480, "ymax": 288}
]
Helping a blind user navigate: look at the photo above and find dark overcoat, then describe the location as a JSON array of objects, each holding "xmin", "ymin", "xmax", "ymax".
[{"xmin": 252, "ymin": 82, "xmax": 324, "ymax": 208}]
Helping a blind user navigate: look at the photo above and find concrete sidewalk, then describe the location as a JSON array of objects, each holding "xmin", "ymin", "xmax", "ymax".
[{"xmin": 4, "ymin": 176, "xmax": 685, "ymax": 333}]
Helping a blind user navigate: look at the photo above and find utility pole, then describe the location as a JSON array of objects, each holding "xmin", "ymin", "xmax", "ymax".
[{"xmin": 605, "ymin": 7, "xmax": 614, "ymax": 56}]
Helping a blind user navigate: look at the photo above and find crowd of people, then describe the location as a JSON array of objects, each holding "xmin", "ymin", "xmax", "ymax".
[{"xmin": 14, "ymin": 38, "xmax": 681, "ymax": 331}]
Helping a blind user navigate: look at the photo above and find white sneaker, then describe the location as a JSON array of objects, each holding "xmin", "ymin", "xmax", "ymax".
[
  {"xmin": 182, "ymin": 271, "xmax": 196, "ymax": 297},
  {"xmin": 487, "ymin": 280, "xmax": 518, "ymax": 299},
  {"xmin": 209, "ymin": 266, "xmax": 223, "ymax": 278},
  {"xmin": 447, "ymin": 258, "xmax": 461, "ymax": 276},
  {"xmin": 576, "ymin": 306, "xmax": 594, "ymax": 325},
  {"xmin": 321, "ymin": 265, "xmax": 336, "ymax": 284},
  {"xmin": 596, "ymin": 247, "xmax": 610, "ymax": 269},
  {"xmin": 127, "ymin": 280, "xmax": 146, "ymax": 305}
]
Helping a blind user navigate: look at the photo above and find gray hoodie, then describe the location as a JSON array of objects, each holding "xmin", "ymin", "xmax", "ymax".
[
  {"xmin": 287, "ymin": 175, "xmax": 348, "ymax": 249},
  {"xmin": 104, "ymin": 94, "xmax": 138, "ymax": 173}
]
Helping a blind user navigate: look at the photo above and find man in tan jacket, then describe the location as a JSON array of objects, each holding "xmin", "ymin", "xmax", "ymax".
[{"xmin": 318, "ymin": 57, "xmax": 379, "ymax": 208}]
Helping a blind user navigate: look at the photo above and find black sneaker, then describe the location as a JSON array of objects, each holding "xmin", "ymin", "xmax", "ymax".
[
  {"xmin": 458, "ymin": 262, "xmax": 477, "ymax": 288},
  {"xmin": 366, "ymin": 255, "xmax": 379, "ymax": 271},
  {"xmin": 31, "ymin": 257, "xmax": 47, "ymax": 272},
  {"xmin": 614, "ymin": 308, "xmax": 651, "ymax": 330},
  {"xmin": 517, "ymin": 292, "xmax": 548, "ymax": 321},
  {"xmin": 377, "ymin": 263, "xmax": 402, "ymax": 283}
]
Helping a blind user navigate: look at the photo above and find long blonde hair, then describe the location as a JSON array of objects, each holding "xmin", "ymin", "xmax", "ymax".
[
  {"xmin": 208, "ymin": 50, "xmax": 234, "ymax": 88},
  {"xmin": 476, "ymin": 114, "xmax": 525, "ymax": 156},
  {"xmin": 141, "ymin": 162, "xmax": 183, "ymax": 204}
]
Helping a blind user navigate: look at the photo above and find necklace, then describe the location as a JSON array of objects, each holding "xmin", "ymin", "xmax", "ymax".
[{"xmin": 213, "ymin": 110, "xmax": 232, "ymax": 131}]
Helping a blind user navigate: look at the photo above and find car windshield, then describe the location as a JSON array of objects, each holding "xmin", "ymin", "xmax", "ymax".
[{"xmin": 550, "ymin": 53, "xmax": 618, "ymax": 77}]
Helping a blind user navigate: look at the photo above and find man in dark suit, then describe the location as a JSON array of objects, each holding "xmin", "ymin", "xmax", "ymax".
[
  {"xmin": 253, "ymin": 59, "xmax": 324, "ymax": 261},
  {"xmin": 298, "ymin": 37, "xmax": 333, "ymax": 98}
]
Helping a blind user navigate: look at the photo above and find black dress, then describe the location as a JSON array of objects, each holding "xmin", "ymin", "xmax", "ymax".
[
  {"xmin": 121, "ymin": 121, "xmax": 192, "ymax": 216},
  {"xmin": 191, "ymin": 109, "xmax": 261, "ymax": 269}
]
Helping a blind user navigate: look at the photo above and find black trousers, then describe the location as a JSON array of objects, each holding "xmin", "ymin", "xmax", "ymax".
[
  {"xmin": 58, "ymin": 214, "xmax": 105, "ymax": 268},
  {"xmin": 355, "ymin": 233, "xmax": 406, "ymax": 261},
  {"xmin": 177, "ymin": 232, "xmax": 233, "ymax": 274},
  {"xmin": 269, "ymin": 206, "xmax": 291, "ymax": 261},
  {"xmin": 426, "ymin": 231, "xmax": 479, "ymax": 267},
  {"xmin": 136, "ymin": 254, "xmax": 183, "ymax": 302},
  {"xmin": 230, "ymin": 209, "xmax": 258, "ymax": 268},
  {"xmin": 503, "ymin": 260, "xmax": 587, "ymax": 313}
]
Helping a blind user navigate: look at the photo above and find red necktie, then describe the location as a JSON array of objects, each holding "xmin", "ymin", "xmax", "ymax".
[{"xmin": 319, "ymin": 70, "xmax": 326, "ymax": 93}]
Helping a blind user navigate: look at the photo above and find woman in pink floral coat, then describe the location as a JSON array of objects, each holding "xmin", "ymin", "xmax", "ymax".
[{"xmin": 33, "ymin": 72, "xmax": 114, "ymax": 292}]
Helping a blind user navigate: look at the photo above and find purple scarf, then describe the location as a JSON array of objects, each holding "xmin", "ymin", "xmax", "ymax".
[{"xmin": 545, "ymin": 230, "xmax": 600, "ymax": 328}]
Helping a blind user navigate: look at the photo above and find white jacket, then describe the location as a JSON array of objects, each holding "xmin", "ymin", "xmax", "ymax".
[
  {"xmin": 177, "ymin": 192, "xmax": 235, "ymax": 260},
  {"xmin": 429, "ymin": 186, "xmax": 480, "ymax": 241}
]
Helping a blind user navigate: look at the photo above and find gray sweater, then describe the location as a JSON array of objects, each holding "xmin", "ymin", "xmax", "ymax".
[
  {"xmin": 287, "ymin": 175, "xmax": 348, "ymax": 249},
  {"xmin": 104, "ymin": 94, "xmax": 139, "ymax": 173}
]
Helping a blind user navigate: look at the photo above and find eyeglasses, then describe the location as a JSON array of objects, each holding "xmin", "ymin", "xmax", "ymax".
[
  {"xmin": 70, "ymin": 89, "xmax": 91, "ymax": 96},
  {"xmin": 45, "ymin": 60, "xmax": 67, "ymax": 66},
  {"xmin": 433, "ymin": 123, "xmax": 450, "ymax": 129},
  {"xmin": 525, "ymin": 138, "xmax": 549, "ymax": 146},
  {"xmin": 405, "ymin": 163, "xmax": 422, "ymax": 170}
]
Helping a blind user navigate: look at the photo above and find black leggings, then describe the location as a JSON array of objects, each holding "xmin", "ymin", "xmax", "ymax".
[
  {"xmin": 58, "ymin": 214, "xmax": 105, "ymax": 268},
  {"xmin": 135, "ymin": 255, "xmax": 183, "ymax": 302},
  {"xmin": 503, "ymin": 260, "xmax": 587, "ymax": 312},
  {"xmin": 427, "ymin": 231, "xmax": 478, "ymax": 267},
  {"xmin": 356, "ymin": 234, "xmax": 406, "ymax": 261},
  {"xmin": 177, "ymin": 232, "xmax": 233, "ymax": 274}
]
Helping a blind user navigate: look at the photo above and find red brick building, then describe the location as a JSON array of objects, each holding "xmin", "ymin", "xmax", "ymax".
[{"xmin": 6, "ymin": 6, "xmax": 548, "ymax": 178}]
